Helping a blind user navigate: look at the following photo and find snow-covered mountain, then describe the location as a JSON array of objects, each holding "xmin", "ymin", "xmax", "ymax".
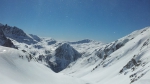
[
  {"xmin": 0, "ymin": 23, "xmax": 104, "ymax": 73},
  {"xmin": 0, "ymin": 24, "xmax": 40, "ymax": 45},
  {"xmin": 62, "ymin": 27, "xmax": 150, "ymax": 84},
  {"xmin": 45, "ymin": 43, "xmax": 81, "ymax": 72},
  {"xmin": 0, "ymin": 23, "xmax": 150, "ymax": 84},
  {"xmin": 0, "ymin": 46, "xmax": 87, "ymax": 84}
]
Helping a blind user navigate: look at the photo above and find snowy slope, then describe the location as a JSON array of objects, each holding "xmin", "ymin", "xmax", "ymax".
[
  {"xmin": 0, "ymin": 46, "xmax": 88, "ymax": 84},
  {"xmin": 62, "ymin": 27, "xmax": 150, "ymax": 84},
  {"xmin": 0, "ymin": 23, "xmax": 150, "ymax": 84},
  {"xmin": 0, "ymin": 23, "xmax": 104, "ymax": 73}
]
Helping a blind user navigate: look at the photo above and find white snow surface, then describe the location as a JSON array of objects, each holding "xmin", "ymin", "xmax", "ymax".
[
  {"xmin": 0, "ymin": 25, "xmax": 150, "ymax": 84},
  {"xmin": 0, "ymin": 46, "xmax": 87, "ymax": 84},
  {"xmin": 62, "ymin": 27, "xmax": 150, "ymax": 84}
]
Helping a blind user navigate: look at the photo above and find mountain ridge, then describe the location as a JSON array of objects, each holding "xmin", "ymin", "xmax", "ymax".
[{"xmin": 0, "ymin": 23, "xmax": 150, "ymax": 84}]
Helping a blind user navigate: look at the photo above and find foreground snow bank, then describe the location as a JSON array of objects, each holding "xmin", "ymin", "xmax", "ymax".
[{"xmin": 0, "ymin": 46, "xmax": 86, "ymax": 84}]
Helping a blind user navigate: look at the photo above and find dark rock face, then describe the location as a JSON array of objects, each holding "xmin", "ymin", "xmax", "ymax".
[
  {"xmin": 3, "ymin": 39, "xmax": 15, "ymax": 48},
  {"xmin": 119, "ymin": 58, "xmax": 139, "ymax": 74},
  {"xmin": 0, "ymin": 28, "xmax": 7, "ymax": 40},
  {"xmin": 1, "ymin": 24, "xmax": 26, "ymax": 37},
  {"xmin": 0, "ymin": 28, "xmax": 15, "ymax": 48},
  {"xmin": 0, "ymin": 24, "xmax": 40, "ymax": 45},
  {"xmin": 55, "ymin": 43, "xmax": 81, "ymax": 61},
  {"xmin": 47, "ymin": 43, "xmax": 81, "ymax": 72},
  {"xmin": 96, "ymin": 39, "xmax": 130, "ymax": 60}
]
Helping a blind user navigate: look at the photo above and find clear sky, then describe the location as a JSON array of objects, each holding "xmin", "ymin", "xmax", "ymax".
[{"xmin": 0, "ymin": 0, "xmax": 150, "ymax": 43}]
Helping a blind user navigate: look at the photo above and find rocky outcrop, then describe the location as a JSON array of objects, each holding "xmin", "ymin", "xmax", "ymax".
[
  {"xmin": 0, "ymin": 27, "xmax": 7, "ymax": 41},
  {"xmin": 0, "ymin": 28, "xmax": 15, "ymax": 48},
  {"xmin": 46, "ymin": 43, "xmax": 81, "ymax": 72},
  {"xmin": 0, "ymin": 24, "xmax": 26, "ymax": 37},
  {"xmin": 0, "ymin": 24, "xmax": 40, "ymax": 44},
  {"xmin": 2, "ymin": 39, "xmax": 15, "ymax": 48}
]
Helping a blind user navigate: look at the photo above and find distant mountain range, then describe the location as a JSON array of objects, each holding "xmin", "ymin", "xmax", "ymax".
[{"xmin": 0, "ymin": 23, "xmax": 150, "ymax": 84}]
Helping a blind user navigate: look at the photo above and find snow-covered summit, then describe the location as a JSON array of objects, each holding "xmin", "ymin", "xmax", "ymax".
[{"xmin": 0, "ymin": 23, "xmax": 150, "ymax": 84}]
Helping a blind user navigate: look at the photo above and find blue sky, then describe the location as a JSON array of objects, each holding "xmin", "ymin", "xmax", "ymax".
[{"xmin": 0, "ymin": 0, "xmax": 150, "ymax": 42}]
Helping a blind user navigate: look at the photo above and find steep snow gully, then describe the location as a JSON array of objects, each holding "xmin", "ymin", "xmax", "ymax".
[{"xmin": 0, "ymin": 23, "xmax": 150, "ymax": 84}]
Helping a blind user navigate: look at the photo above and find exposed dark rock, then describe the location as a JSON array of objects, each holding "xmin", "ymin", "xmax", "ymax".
[
  {"xmin": 47, "ymin": 43, "xmax": 81, "ymax": 72},
  {"xmin": 0, "ymin": 24, "xmax": 39, "ymax": 44},
  {"xmin": 2, "ymin": 39, "xmax": 15, "ymax": 48},
  {"xmin": 38, "ymin": 55, "xmax": 45, "ymax": 62},
  {"xmin": 0, "ymin": 28, "xmax": 7, "ymax": 40},
  {"xmin": 119, "ymin": 58, "xmax": 139, "ymax": 74},
  {"xmin": 0, "ymin": 28, "xmax": 15, "ymax": 48},
  {"xmin": 116, "ymin": 43, "xmax": 123, "ymax": 50},
  {"xmin": 55, "ymin": 43, "xmax": 81, "ymax": 61}
]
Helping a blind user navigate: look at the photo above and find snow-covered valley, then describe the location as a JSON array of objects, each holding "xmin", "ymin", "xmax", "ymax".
[
  {"xmin": 0, "ymin": 23, "xmax": 150, "ymax": 84},
  {"xmin": 0, "ymin": 46, "xmax": 87, "ymax": 84}
]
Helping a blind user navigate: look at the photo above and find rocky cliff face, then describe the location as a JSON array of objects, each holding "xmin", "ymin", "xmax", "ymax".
[
  {"xmin": 0, "ymin": 24, "xmax": 40, "ymax": 44},
  {"xmin": 0, "ymin": 28, "xmax": 7, "ymax": 43},
  {"xmin": 0, "ymin": 28, "xmax": 15, "ymax": 48},
  {"xmin": 1, "ymin": 24, "xmax": 26, "ymax": 37},
  {"xmin": 55, "ymin": 43, "xmax": 81, "ymax": 61},
  {"xmin": 46, "ymin": 43, "xmax": 81, "ymax": 72}
]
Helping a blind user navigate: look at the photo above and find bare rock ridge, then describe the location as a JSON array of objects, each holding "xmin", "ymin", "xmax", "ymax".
[
  {"xmin": 0, "ymin": 27, "xmax": 15, "ymax": 48},
  {"xmin": 0, "ymin": 24, "xmax": 40, "ymax": 45}
]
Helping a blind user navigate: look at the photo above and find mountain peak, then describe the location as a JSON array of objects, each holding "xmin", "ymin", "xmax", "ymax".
[{"xmin": 47, "ymin": 43, "xmax": 81, "ymax": 72}]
